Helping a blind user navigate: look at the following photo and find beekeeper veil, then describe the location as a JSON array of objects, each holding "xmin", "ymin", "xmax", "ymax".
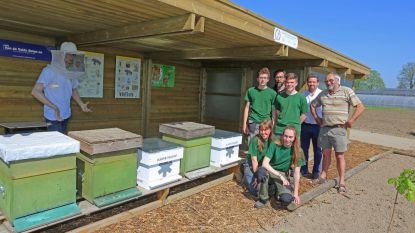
[{"xmin": 50, "ymin": 42, "xmax": 85, "ymax": 79}]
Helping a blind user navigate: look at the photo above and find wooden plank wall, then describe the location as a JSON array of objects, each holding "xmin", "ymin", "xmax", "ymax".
[
  {"xmin": 0, "ymin": 30, "xmax": 146, "ymax": 135},
  {"xmin": 148, "ymin": 61, "xmax": 201, "ymax": 137}
]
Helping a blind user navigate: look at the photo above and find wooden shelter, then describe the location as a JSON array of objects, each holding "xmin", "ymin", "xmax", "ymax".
[{"xmin": 0, "ymin": 0, "xmax": 370, "ymax": 136}]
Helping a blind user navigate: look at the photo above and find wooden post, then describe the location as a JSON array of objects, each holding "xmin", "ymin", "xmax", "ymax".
[
  {"xmin": 156, "ymin": 188, "xmax": 170, "ymax": 205},
  {"xmin": 141, "ymin": 59, "xmax": 152, "ymax": 137},
  {"xmin": 199, "ymin": 68, "xmax": 207, "ymax": 123}
]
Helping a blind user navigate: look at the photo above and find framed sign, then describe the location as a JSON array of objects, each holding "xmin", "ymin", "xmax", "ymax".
[
  {"xmin": 78, "ymin": 51, "xmax": 104, "ymax": 98},
  {"xmin": 151, "ymin": 64, "xmax": 175, "ymax": 88},
  {"xmin": 115, "ymin": 56, "xmax": 141, "ymax": 98}
]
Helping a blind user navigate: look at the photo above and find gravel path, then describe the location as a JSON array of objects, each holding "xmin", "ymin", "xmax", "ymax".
[{"xmin": 268, "ymin": 153, "xmax": 415, "ymax": 233}]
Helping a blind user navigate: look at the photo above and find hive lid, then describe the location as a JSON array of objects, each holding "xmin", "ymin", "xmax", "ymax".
[
  {"xmin": 213, "ymin": 129, "xmax": 242, "ymax": 139},
  {"xmin": 68, "ymin": 128, "xmax": 142, "ymax": 155},
  {"xmin": 159, "ymin": 122, "xmax": 214, "ymax": 139},
  {"xmin": 0, "ymin": 131, "xmax": 80, "ymax": 163},
  {"xmin": 140, "ymin": 138, "xmax": 182, "ymax": 153}
]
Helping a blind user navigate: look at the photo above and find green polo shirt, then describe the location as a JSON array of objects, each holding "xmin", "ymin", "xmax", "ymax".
[
  {"xmin": 246, "ymin": 136, "xmax": 271, "ymax": 165},
  {"xmin": 311, "ymin": 86, "xmax": 361, "ymax": 126},
  {"xmin": 265, "ymin": 142, "xmax": 306, "ymax": 172},
  {"xmin": 274, "ymin": 92, "xmax": 308, "ymax": 135},
  {"xmin": 244, "ymin": 86, "xmax": 277, "ymax": 123}
]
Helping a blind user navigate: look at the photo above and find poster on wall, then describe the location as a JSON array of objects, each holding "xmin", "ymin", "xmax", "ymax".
[
  {"xmin": 115, "ymin": 56, "xmax": 141, "ymax": 98},
  {"xmin": 78, "ymin": 51, "xmax": 104, "ymax": 98},
  {"xmin": 151, "ymin": 64, "xmax": 175, "ymax": 88}
]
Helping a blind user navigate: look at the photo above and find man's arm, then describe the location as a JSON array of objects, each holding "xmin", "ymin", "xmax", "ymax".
[
  {"xmin": 345, "ymin": 103, "xmax": 365, "ymax": 128},
  {"xmin": 31, "ymin": 83, "xmax": 62, "ymax": 121},
  {"xmin": 242, "ymin": 102, "xmax": 250, "ymax": 135},
  {"xmin": 310, "ymin": 104, "xmax": 322, "ymax": 126},
  {"xmin": 72, "ymin": 89, "xmax": 92, "ymax": 112},
  {"xmin": 300, "ymin": 113, "xmax": 307, "ymax": 124}
]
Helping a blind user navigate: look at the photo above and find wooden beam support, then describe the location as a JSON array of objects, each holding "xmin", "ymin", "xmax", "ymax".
[
  {"xmin": 141, "ymin": 59, "xmax": 152, "ymax": 137},
  {"xmin": 66, "ymin": 13, "xmax": 200, "ymax": 46},
  {"xmin": 202, "ymin": 59, "xmax": 329, "ymax": 69},
  {"xmin": 336, "ymin": 68, "xmax": 352, "ymax": 75},
  {"xmin": 147, "ymin": 45, "xmax": 288, "ymax": 60}
]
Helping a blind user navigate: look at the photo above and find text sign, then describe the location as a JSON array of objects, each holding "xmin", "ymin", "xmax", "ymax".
[
  {"xmin": 0, "ymin": 39, "xmax": 53, "ymax": 61},
  {"xmin": 273, "ymin": 27, "xmax": 298, "ymax": 49}
]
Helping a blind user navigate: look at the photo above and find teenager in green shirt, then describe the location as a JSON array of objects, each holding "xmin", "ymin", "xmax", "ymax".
[
  {"xmin": 255, "ymin": 125, "xmax": 306, "ymax": 208},
  {"xmin": 242, "ymin": 119, "xmax": 273, "ymax": 196},
  {"xmin": 274, "ymin": 73, "xmax": 308, "ymax": 136},
  {"xmin": 242, "ymin": 67, "xmax": 277, "ymax": 143}
]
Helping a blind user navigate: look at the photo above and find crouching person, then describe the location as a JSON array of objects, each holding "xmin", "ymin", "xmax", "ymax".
[
  {"xmin": 242, "ymin": 119, "xmax": 273, "ymax": 196},
  {"xmin": 255, "ymin": 125, "xmax": 305, "ymax": 208}
]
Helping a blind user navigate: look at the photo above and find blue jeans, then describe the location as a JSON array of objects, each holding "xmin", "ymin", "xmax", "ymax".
[
  {"xmin": 300, "ymin": 123, "xmax": 322, "ymax": 177},
  {"xmin": 45, "ymin": 118, "xmax": 69, "ymax": 134},
  {"xmin": 242, "ymin": 159, "xmax": 258, "ymax": 196}
]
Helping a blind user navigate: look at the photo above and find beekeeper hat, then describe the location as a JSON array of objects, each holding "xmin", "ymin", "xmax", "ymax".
[{"xmin": 60, "ymin": 42, "xmax": 78, "ymax": 52}]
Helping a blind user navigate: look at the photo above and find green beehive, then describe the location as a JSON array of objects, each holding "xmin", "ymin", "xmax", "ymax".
[
  {"xmin": 0, "ymin": 132, "xmax": 81, "ymax": 232},
  {"xmin": 159, "ymin": 122, "xmax": 215, "ymax": 175},
  {"xmin": 69, "ymin": 128, "xmax": 143, "ymax": 207}
]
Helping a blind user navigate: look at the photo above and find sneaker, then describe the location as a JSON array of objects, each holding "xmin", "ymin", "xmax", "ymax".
[
  {"xmin": 254, "ymin": 199, "xmax": 268, "ymax": 209},
  {"xmin": 311, "ymin": 173, "xmax": 320, "ymax": 180}
]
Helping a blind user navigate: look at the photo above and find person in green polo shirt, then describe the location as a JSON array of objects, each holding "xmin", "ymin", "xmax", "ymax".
[
  {"xmin": 254, "ymin": 125, "xmax": 306, "ymax": 208},
  {"xmin": 242, "ymin": 119, "xmax": 274, "ymax": 196},
  {"xmin": 242, "ymin": 67, "xmax": 277, "ymax": 144},
  {"xmin": 274, "ymin": 73, "xmax": 308, "ymax": 136}
]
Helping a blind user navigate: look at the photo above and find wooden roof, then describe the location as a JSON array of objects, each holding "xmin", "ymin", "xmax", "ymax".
[{"xmin": 0, "ymin": 0, "xmax": 370, "ymax": 76}]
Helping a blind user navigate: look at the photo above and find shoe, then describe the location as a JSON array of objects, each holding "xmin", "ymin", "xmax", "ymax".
[
  {"xmin": 312, "ymin": 177, "xmax": 327, "ymax": 184},
  {"xmin": 301, "ymin": 171, "xmax": 310, "ymax": 177},
  {"xmin": 311, "ymin": 173, "xmax": 320, "ymax": 180},
  {"xmin": 254, "ymin": 199, "xmax": 268, "ymax": 209},
  {"xmin": 338, "ymin": 184, "xmax": 347, "ymax": 194}
]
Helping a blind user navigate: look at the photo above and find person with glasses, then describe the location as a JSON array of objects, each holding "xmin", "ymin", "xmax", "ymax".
[
  {"xmin": 273, "ymin": 69, "xmax": 286, "ymax": 94},
  {"xmin": 310, "ymin": 72, "xmax": 365, "ymax": 194}
]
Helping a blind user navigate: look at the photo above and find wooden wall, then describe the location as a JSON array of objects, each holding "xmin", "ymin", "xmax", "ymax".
[
  {"xmin": 0, "ymin": 30, "xmax": 202, "ymax": 136},
  {"xmin": 148, "ymin": 61, "xmax": 202, "ymax": 137}
]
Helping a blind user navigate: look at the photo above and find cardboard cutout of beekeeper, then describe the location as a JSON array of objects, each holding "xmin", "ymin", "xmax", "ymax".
[{"xmin": 32, "ymin": 42, "xmax": 92, "ymax": 134}]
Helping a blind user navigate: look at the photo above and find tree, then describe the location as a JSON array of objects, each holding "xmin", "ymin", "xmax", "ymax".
[
  {"xmin": 354, "ymin": 70, "xmax": 385, "ymax": 90},
  {"xmin": 397, "ymin": 62, "xmax": 415, "ymax": 89}
]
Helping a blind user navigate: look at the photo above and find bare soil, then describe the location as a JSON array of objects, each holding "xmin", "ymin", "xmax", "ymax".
[
  {"xmin": 354, "ymin": 108, "xmax": 415, "ymax": 139},
  {"xmin": 271, "ymin": 152, "xmax": 415, "ymax": 233}
]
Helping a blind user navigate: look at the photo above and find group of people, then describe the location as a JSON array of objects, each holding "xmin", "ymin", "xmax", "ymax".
[
  {"xmin": 242, "ymin": 67, "xmax": 365, "ymax": 208},
  {"xmin": 31, "ymin": 42, "xmax": 365, "ymax": 210}
]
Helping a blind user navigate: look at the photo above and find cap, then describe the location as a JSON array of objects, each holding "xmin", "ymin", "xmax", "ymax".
[{"xmin": 60, "ymin": 42, "xmax": 77, "ymax": 52}]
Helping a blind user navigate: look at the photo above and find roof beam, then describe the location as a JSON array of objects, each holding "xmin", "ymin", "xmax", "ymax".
[
  {"xmin": 202, "ymin": 59, "xmax": 328, "ymax": 69},
  {"xmin": 160, "ymin": 0, "xmax": 370, "ymax": 75},
  {"xmin": 65, "ymin": 13, "xmax": 202, "ymax": 46},
  {"xmin": 336, "ymin": 68, "xmax": 352, "ymax": 75},
  {"xmin": 146, "ymin": 45, "xmax": 288, "ymax": 60}
]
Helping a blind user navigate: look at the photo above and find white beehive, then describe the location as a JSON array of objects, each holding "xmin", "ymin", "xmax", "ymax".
[
  {"xmin": 137, "ymin": 138, "xmax": 183, "ymax": 190},
  {"xmin": 210, "ymin": 129, "xmax": 242, "ymax": 167}
]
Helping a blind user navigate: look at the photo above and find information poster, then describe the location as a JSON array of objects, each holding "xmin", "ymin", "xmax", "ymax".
[
  {"xmin": 78, "ymin": 51, "xmax": 104, "ymax": 98},
  {"xmin": 115, "ymin": 56, "xmax": 141, "ymax": 98},
  {"xmin": 151, "ymin": 64, "xmax": 175, "ymax": 88}
]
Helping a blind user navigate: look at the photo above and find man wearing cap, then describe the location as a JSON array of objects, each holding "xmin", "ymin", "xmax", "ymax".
[
  {"xmin": 32, "ymin": 42, "xmax": 92, "ymax": 134},
  {"xmin": 310, "ymin": 72, "xmax": 365, "ymax": 193}
]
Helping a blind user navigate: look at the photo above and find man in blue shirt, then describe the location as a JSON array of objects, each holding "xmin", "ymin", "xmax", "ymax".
[{"xmin": 32, "ymin": 42, "xmax": 91, "ymax": 134}]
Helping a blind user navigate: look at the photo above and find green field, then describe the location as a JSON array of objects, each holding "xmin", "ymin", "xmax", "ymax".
[{"xmin": 365, "ymin": 106, "xmax": 415, "ymax": 112}]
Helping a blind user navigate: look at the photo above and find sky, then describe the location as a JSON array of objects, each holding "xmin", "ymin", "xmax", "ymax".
[{"xmin": 231, "ymin": 0, "xmax": 415, "ymax": 88}]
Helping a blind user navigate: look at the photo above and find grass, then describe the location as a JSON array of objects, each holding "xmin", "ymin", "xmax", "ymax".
[{"xmin": 365, "ymin": 106, "xmax": 415, "ymax": 112}]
